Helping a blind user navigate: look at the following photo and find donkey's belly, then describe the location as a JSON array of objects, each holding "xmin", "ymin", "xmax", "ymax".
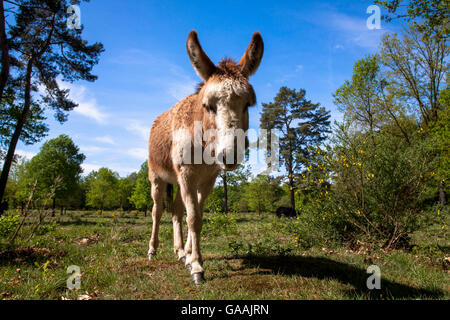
[{"xmin": 157, "ymin": 169, "xmax": 178, "ymax": 185}]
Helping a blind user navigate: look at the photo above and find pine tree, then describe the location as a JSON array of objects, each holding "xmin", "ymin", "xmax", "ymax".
[
  {"xmin": 261, "ymin": 87, "xmax": 330, "ymax": 211},
  {"xmin": 0, "ymin": 0, "xmax": 104, "ymax": 211}
]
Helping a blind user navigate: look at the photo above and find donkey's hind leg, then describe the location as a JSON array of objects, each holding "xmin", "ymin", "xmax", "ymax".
[
  {"xmin": 172, "ymin": 187, "xmax": 186, "ymax": 263},
  {"xmin": 148, "ymin": 178, "xmax": 166, "ymax": 260}
]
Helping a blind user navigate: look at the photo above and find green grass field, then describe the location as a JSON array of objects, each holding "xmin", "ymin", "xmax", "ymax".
[{"xmin": 0, "ymin": 210, "xmax": 448, "ymax": 300}]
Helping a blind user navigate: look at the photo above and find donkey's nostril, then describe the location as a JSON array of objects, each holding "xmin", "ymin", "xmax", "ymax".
[{"xmin": 218, "ymin": 148, "xmax": 241, "ymax": 171}]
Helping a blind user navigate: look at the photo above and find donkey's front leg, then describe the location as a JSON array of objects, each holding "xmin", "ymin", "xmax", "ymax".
[
  {"xmin": 148, "ymin": 180, "xmax": 165, "ymax": 260},
  {"xmin": 172, "ymin": 189, "xmax": 186, "ymax": 263},
  {"xmin": 178, "ymin": 180, "xmax": 204, "ymax": 284}
]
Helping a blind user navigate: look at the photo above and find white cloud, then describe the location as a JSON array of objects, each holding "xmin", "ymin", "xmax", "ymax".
[
  {"xmin": 327, "ymin": 12, "xmax": 384, "ymax": 49},
  {"xmin": 294, "ymin": 9, "xmax": 385, "ymax": 50},
  {"xmin": 128, "ymin": 148, "xmax": 147, "ymax": 160},
  {"xmin": 81, "ymin": 163, "xmax": 102, "ymax": 174},
  {"xmin": 167, "ymin": 79, "xmax": 197, "ymax": 101},
  {"xmin": 112, "ymin": 165, "xmax": 140, "ymax": 177},
  {"xmin": 125, "ymin": 119, "xmax": 150, "ymax": 141},
  {"xmin": 58, "ymin": 81, "xmax": 109, "ymax": 124},
  {"xmin": 94, "ymin": 136, "xmax": 115, "ymax": 145},
  {"xmin": 14, "ymin": 149, "xmax": 36, "ymax": 160},
  {"xmin": 80, "ymin": 145, "xmax": 107, "ymax": 154}
]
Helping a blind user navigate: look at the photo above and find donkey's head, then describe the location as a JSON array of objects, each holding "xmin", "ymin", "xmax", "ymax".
[{"xmin": 186, "ymin": 30, "xmax": 264, "ymax": 170}]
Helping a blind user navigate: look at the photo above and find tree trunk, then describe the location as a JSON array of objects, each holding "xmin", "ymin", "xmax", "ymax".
[
  {"xmin": 0, "ymin": 0, "xmax": 10, "ymax": 104},
  {"xmin": 289, "ymin": 171, "xmax": 295, "ymax": 212},
  {"xmin": 0, "ymin": 60, "xmax": 34, "ymax": 212},
  {"xmin": 223, "ymin": 171, "xmax": 228, "ymax": 214}
]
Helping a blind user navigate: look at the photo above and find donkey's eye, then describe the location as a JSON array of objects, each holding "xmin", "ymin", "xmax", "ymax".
[{"xmin": 203, "ymin": 103, "xmax": 216, "ymax": 114}]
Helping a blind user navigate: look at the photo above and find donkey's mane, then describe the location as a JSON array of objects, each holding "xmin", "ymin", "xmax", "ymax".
[{"xmin": 194, "ymin": 57, "xmax": 241, "ymax": 94}]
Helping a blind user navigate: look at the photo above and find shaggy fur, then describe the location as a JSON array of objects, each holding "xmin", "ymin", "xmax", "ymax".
[{"xmin": 147, "ymin": 30, "xmax": 264, "ymax": 282}]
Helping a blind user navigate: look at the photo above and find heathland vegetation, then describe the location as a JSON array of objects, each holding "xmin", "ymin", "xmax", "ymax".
[{"xmin": 0, "ymin": 0, "xmax": 448, "ymax": 299}]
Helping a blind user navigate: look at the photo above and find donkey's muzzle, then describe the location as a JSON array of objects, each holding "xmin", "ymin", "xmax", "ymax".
[{"xmin": 217, "ymin": 145, "xmax": 245, "ymax": 171}]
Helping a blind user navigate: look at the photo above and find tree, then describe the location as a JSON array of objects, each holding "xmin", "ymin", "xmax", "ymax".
[
  {"xmin": 25, "ymin": 134, "xmax": 85, "ymax": 214},
  {"xmin": 86, "ymin": 168, "xmax": 119, "ymax": 211},
  {"xmin": 117, "ymin": 175, "xmax": 135, "ymax": 211},
  {"xmin": 380, "ymin": 24, "xmax": 448, "ymax": 128},
  {"xmin": 244, "ymin": 175, "xmax": 277, "ymax": 214},
  {"xmin": 379, "ymin": 20, "xmax": 448, "ymax": 204},
  {"xmin": 376, "ymin": 0, "xmax": 449, "ymax": 39},
  {"xmin": 1, "ymin": 93, "xmax": 48, "ymax": 155},
  {"xmin": 217, "ymin": 164, "xmax": 252, "ymax": 213},
  {"xmin": 430, "ymin": 78, "xmax": 450, "ymax": 205},
  {"xmin": 129, "ymin": 162, "xmax": 152, "ymax": 213},
  {"xmin": 0, "ymin": 0, "xmax": 10, "ymax": 104},
  {"xmin": 334, "ymin": 54, "xmax": 386, "ymax": 134},
  {"xmin": 261, "ymin": 87, "xmax": 331, "ymax": 211},
  {"xmin": 3, "ymin": 154, "xmax": 27, "ymax": 209},
  {"xmin": 0, "ymin": 0, "xmax": 104, "ymax": 210},
  {"xmin": 333, "ymin": 54, "xmax": 412, "ymax": 144}
]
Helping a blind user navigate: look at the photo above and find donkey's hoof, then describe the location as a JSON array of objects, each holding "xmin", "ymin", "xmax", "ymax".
[
  {"xmin": 191, "ymin": 272, "xmax": 204, "ymax": 285},
  {"xmin": 148, "ymin": 252, "xmax": 156, "ymax": 261},
  {"xmin": 186, "ymin": 264, "xmax": 192, "ymax": 272},
  {"xmin": 179, "ymin": 256, "xmax": 186, "ymax": 265}
]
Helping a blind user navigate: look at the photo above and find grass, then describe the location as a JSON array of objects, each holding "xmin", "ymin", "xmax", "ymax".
[{"xmin": 0, "ymin": 210, "xmax": 448, "ymax": 300}]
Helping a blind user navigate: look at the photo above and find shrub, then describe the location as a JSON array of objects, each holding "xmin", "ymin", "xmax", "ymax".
[
  {"xmin": 0, "ymin": 212, "xmax": 20, "ymax": 238},
  {"xmin": 36, "ymin": 222, "xmax": 58, "ymax": 236},
  {"xmin": 296, "ymin": 124, "xmax": 437, "ymax": 249},
  {"xmin": 203, "ymin": 211, "xmax": 237, "ymax": 237}
]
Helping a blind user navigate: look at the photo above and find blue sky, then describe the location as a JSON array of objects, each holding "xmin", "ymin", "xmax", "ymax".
[{"xmin": 15, "ymin": 0, "xmax": 399, "ymax": 177}]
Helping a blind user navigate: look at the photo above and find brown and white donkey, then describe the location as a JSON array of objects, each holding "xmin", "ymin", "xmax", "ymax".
[{"xmin": 147, "ymin": 30, "xmax": 264, "ymax": 284}]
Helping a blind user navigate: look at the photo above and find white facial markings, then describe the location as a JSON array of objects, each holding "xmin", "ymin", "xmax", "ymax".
[
  {"xmin": 170, "ymin": 78, "xmax": 257, "ymax": 169},
  {"xmin": 202, "ymin": 78, "xmax": 251, "ymax": 167}
]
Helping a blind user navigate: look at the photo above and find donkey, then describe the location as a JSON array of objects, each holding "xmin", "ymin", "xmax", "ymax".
[{"xmin": 147, "ymin": 30, "xmax": 264, "ymax": 284}]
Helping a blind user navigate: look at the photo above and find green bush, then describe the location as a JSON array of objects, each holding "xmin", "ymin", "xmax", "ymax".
[
  {"xmin": 36, "ymin": 221, "xmax": 58, "ymax": 236},
  {"xmin": 0, "ymin": 212, "xmax": 20, "ymax": 238},
  {"xmin": 271, "ymin": 213, "xmax": 340, "ymax": 249},
  {"xmin": 295, "ymin": 124, "xmax": 437, "ymax": 249},
  {"xmin": 203, "ymin": 211, "xmax": 237, "ymax": 237}
]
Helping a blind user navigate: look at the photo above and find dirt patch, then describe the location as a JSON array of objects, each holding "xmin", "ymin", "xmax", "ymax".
[
  {"xmin": 2, "ymin": 246, "xmax": 69, "ymax": 270},
  {"xmin": 0, "ymin": 246, "xmax": 67, "ymax": 265},
  {"xmin": 75, "ymin": 234, "xmax": 100, "ymax": 246}
]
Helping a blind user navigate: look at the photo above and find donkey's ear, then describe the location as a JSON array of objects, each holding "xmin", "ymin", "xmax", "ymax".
[
  {"xmin": 238, "ymin": 32, "xmax": 264, "ymax": 78},
  {"xmin": 186, "ymin": 30, "xmax": 216, "ymax": 81}
]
